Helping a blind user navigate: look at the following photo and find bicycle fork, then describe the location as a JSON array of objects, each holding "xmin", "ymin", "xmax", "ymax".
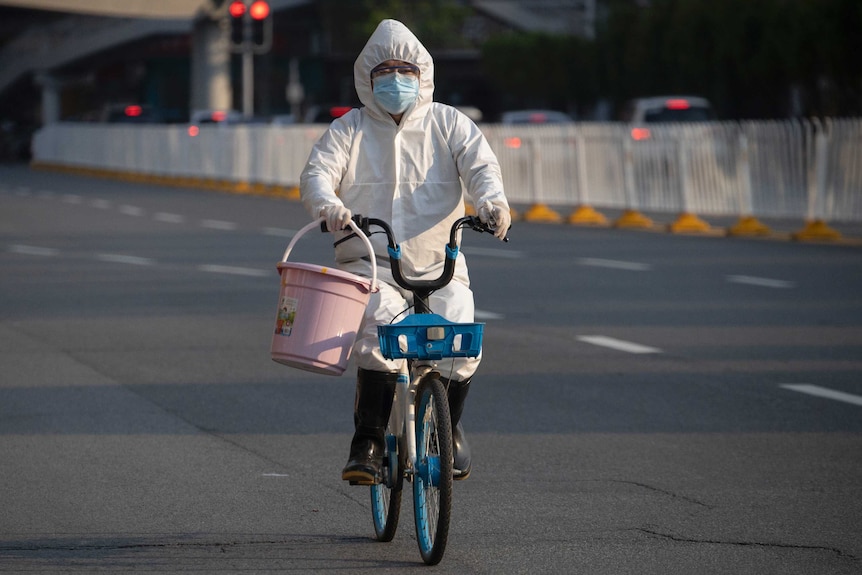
[{"xmin": 387, "ymin": 363, "xmax": 438, "ymax": 484}]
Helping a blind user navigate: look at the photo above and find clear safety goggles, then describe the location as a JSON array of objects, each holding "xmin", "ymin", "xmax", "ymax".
[{"xmin": 370, "ymin": 65, "xmax": 420, "ymax": 80}]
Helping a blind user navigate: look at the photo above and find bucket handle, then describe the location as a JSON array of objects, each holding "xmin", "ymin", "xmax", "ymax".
[{"xmin": 280, "ymin": 217, "xmax": 378, "ymax": 292}]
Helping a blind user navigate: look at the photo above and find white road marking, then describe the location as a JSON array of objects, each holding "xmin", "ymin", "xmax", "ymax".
[
  {"xmin": 577, "ymin": 335, "xmax": 662, "ymax": 354},
  {"xmin": 96, "ymin": 253, "xmax": 154, "ymax": 266},
  {"xmin": 474, "ymin": 309, "xmax": 504, "ymax": 320},
  {"xmin": 578, "ymin": 257, "xmax": 652, "ymax": 271},
  {"xmin": 201, "ymin": 219, "xmax": 237, "ymax": 231},
  {"xmin": 727, "ymin": 275, "xmax": 794, "ymax": 289},
  {"xmin": 119, "ymin": 205, "xmax": 145, "ymax": 217},
  {"xmin": 781, "ymin": 384, "xmax": 862, "ymax": 407},
  {"xmin": 198, "ymin": 264, "xmax": 267, "ymax": 277},
  {"xmin": 462, "ymin": 247, "xmax": 524, "ymax": 259},
  {"xmin": 262, "ymin": 227, "xmax": 298, "ymax": 237},
  {"xmin": 154, "ymin": 212, "xmax": 186, "ymax": 224},
  {"xmin": 9, "ymin": 244, "xmax": 59, "ymax": 257}
]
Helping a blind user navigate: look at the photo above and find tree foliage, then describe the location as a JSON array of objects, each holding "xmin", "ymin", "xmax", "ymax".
[
  {"xmin": 482, "ymin": 0, "xmax": 861, "ymax": 119},
  {"xmin": 481, "ymin": 32, "xmax": 596, "ymax": 113},
  {"xmin": 317, "ymin": 0, "xmax": 470, "ymax": 54}
]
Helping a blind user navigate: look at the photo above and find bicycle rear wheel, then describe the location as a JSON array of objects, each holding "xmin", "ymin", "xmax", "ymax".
[
  {"xmin": 412, "ymin": 377, "xmax": 453, "ymax": 565},
  {"xmin": 371, "ymin": 425, "xmax": 403, "ymax": 541}
]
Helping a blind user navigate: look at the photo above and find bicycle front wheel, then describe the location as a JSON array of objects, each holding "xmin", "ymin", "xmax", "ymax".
[
  {"xmin": 412, "ymin": 377, "xmax": 453, "ymax": 565},
  {"xmin": 371, "ymin": 427, "xmax": 403, "ymax": 542}
]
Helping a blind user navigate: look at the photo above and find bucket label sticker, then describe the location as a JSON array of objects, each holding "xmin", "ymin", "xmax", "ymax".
[{"xmin": 275, "ymin": 296, "xmax": 298, "ymax": 336}]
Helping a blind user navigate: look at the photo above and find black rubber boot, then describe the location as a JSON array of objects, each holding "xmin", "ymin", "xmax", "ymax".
[
  {"xmin": 342, "ymin": 368, "xmax": 398, "ymax": 484},
  {"xmin": 445, "ymin": 377, "xmax": 472, "ymax": 480}
]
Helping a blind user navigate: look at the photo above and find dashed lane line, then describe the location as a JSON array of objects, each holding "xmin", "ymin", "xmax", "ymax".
[
  {"xmin": 781, "ymin": 384, "xmax": 862, "ymax": 407},
  {"xmin": 8, "ymin": 244, "xmax": 265, "ymax": 277},
  {"xmin": 119, "ymin": 204, "xmax": 145, "ymax": 217},
  {"xmin": 9, "ymin": 244, "xmax": 60, "ymax": 257},
  {"xmin": 727, "ymin": 275, "xmax": 795, "ymax": 289},
  {"xmin": 462, "ymin": 246, "xmax": 524, "ymax": 259},
  {"xmin": 262, "ymin": 227, "xmax": 298, "ymax": 237},
  {"xmin": 198, "ymin": 264, "xmax": 268, "ymax": 277},
  {"xmin": 474, "ymin": 309, "xmax": 504, "ymax": 320},
  {"xmin": 200, "ymin": 219, "xmax": 238, "ymax": 231},
  {"xmin": 577, "ymin": 335, "xmax": 662, "ymax": 354},
  {"xmin": 96, "ymin": 253, "xmax": 155, "ymax": 266},
  {"xmin": 154, "ymin": 212, "xmax": 186, "ymax": 224},
  {"xmin": 578, "ymin": 257, "xmax": 652, "ymax": 271}
]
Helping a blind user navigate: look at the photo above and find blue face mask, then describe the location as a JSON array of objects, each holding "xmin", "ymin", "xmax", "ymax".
[{"xmin": 372, "ymin": 73, "xmax": 419, "ymax": 115}]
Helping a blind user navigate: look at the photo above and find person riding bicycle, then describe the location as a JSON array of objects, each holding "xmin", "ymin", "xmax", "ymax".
[{"xmin": 300, "ymin": 19, "xmax": 510, "ymax": 485}]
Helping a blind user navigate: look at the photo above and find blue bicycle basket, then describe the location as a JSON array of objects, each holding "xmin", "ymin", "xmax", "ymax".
[{"xmin": 378, "ymin": 313, "xmax": 484, "ymax": 360}]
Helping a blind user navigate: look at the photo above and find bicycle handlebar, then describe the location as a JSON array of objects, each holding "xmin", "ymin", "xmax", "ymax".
[{"xmin": 325, "ymin": 214, "xmax": 508, "ymax": 296}]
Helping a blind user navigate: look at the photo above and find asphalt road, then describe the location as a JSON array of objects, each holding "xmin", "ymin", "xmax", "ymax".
[{"xmin": 1, "ymin": 165, "xmax": 861, "ymax": 574}]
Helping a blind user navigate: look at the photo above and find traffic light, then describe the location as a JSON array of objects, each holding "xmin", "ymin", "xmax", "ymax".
[
  {"xmin": 227, "ymin": 0, "xmax": 271, "ymax": 52},
  {"xmin": 249, "ymin": 1, "xmax": 272, "ymax": 50},
  {"xmin": 229, "ymin": 0, "xmax": 245, "ymax": 47}
]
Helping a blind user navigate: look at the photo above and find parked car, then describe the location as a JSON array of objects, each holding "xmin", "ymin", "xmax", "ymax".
[
  {"xmin": 500, "ymin": 109, "xmax": 573, "ymax": 124},
  {"xmin": 621, "ymin": 96, "xmax": 715, "ymax": 140},
  {"xmin": 186, "ymin": 109, "xmax": 243, "ymax": 136},
  {"xmin": 302, "ymin": 104, "xmax": 354, "ymax": 124},
  {"xmin": 100, "ymin": 104, "xmax": 163, "ymax": 124},
  {"xmin": 190, "ymin": 109, "xmax": 243, "ymax": 126},
  {"xmin": 621, "ymin": 96, "xmax": 727, "ymax": 210}
]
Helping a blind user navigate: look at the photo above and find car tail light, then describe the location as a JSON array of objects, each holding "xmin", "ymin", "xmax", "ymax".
[
  {"xmin": 631, "ymin": 127, "xmax": 651, "ymax": 141},
  {"xmin": 211, "ymin": 111, "xmax": 227, "ymax": 122},
  {"xmin": 125, "ymin": 105, "xmax": 143, "ymax": 117},
  {"xmin": 188, "ymin": 125, "xmax": 200, "ymax": 137},
  {"xmin": 329, "ymin": 106, "xmax": 351, "ymax": 118},
  {"xmin": 665, "ymin": 99, "xmax": 691, "ymax": 110},
  {"xmin": 504, "ymin": 137, "xmax": 522, "ymax": 149}
]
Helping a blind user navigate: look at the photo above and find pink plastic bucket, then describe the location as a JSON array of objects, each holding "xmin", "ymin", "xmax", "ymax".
[{"xmin": 270, "ymin": 219, "xmax": 378, "ymax": 376}]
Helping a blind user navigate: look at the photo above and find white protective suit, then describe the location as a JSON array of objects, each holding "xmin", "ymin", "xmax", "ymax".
[{"xmin": 300, "ymin": 19, "xmax": 508, "ymax": 379}]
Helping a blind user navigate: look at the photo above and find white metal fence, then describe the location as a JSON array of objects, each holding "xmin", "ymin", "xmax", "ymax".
[{"xmin": 31, "ymin": 118, "xmax": 862, "ymax": 223}]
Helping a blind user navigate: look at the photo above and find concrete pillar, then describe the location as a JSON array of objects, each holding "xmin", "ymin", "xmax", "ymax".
[
  {"xmin": 34, "ymin": 72, "xmax": 61, "ymax": 125},
  {"xmin": 190, "ymin": 16, "xmax": 232, "ymax": 115}
]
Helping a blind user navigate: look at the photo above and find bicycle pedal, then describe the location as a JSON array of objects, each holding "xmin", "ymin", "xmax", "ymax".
[{"xmin": 349, "ymin": 479, "xmax": 377, "ymax": 486}]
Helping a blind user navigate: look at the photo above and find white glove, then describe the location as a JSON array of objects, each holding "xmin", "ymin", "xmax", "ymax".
[
  {"xmin": 478, "ymin": 202, "xmax": 511, "ymax": 241},
  {"xmin": 319, "ymin": 204, "xmax": 352, "ymax": 231}
]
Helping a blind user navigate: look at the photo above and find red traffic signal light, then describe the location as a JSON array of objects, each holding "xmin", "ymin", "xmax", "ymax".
[
  {"xmin": 229, "ymin": 0, "xmax": 245, "ymax": 46},
  {"xmin": 228, "ymin": 0, "xmax": 246, "ymax": 17},
  {"xmin": 227, "ymin": 0, "xmax": 271, "ymax": 51},
  {"xmin": 249, "ymin": 1, "xmax": 271, "ymax": 49},
  {"xmin": 228, "ymin": 0, "xmax": 271, "ymax": 50},
  {"xmin": 249, "ymin": 1, "xmax": 269, "ymax": 20}
]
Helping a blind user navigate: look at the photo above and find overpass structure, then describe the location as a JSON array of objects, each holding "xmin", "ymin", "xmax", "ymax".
[
  {"xmin": 0, "ymin": 0, "xmax": 314, "ymax": 125},
  {"xmin": 0, "ymin": 0, "xmax": 222, "ymax": 124}
]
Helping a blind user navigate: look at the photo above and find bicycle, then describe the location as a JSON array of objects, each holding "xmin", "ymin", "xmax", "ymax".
[{"xmin": 345, "ymin": 214, "xmax": 507, "ymax": 565}]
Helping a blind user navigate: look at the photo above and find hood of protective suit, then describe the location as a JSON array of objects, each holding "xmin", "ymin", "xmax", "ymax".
[{"xmin": 354, "ymin": 19, "xmax": 434, "ymax": 123}]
